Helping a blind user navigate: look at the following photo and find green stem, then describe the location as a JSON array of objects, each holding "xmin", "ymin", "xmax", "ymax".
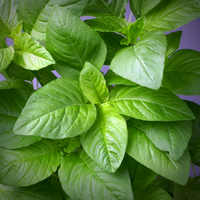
[
  {"xmin": 128, "ymin": 11, "xmax": 133, "ymax": 22},
  {"xmin": 191, "ymin": 161, "xmax": 197, "ymax": 178},
  {"xmin": 31, "ymin": 71, "xmax": 44, "ymax": 87}
]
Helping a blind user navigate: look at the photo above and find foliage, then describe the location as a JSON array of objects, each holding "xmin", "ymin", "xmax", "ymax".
[{"xmin": 0, "ymin": 0, "xmax": 200, "ymax": 199}]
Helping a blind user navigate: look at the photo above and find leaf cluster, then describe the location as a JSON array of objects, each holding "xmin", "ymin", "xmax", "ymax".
[{"xmin": 1, "ymin": 0, "xmax": 200, "ymax": 199}]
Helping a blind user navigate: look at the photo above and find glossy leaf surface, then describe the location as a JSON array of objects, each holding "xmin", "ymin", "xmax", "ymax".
[
  {"xmin": 13, "ymin": 33, "xmax": 55, "ymax": 70},
  {"xmin": 0, "ymin": 89, "xmax": 40, "ymax": 149},
  {"xmin": 126, "ymin": 120, "xmax": 190, "ymax": 185},
  {"xmin": 81, "ymin": 103, "xmax": 128, "ymax": 172},
  {"xmin": 109, "ymin": 85, "xmax": 195, "ymax": 121},
  {"xmin": 14, "ymin": 77, "xmax": 97, "ymax": 139},
  {"xmin": 163, "ymin": 49, "xmax": 200, "ymax": 95},
  {"xmin": 80, "ymin": 62, "xmax": 109, "ymax": 104},
  {"xmin": 59, "ymin": 149, "xmax": 133, "ymax": 200},
  {"xmin": 46, "ymin": 5, "xmax": 106, "ymax": 71},
  {"xmin": 110, "ymin": 31, "xmax": 167, "ymax": 89},
  {"xmin": 0, "ymin": 139, "xmax": 62, "ymax": 187}
]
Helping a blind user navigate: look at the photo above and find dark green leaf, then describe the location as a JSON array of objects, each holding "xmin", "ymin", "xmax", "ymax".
[
  {"xmin": 13, "ymin": 33, "xmax": 55, "ymax": 70},
  {"xmin": 129, "ymin": 0, "xmax": 161, "ymax": 19},
  {"xmin": 58, "ymin": 149, "xmax": 134, "ymax": 200},
  {"xmin": 0, "ymin": 0, "xmax": 18, "ymax": 37},
  {"xmin": 0, "ymin": 139, "xmax": 63, "ymax": 187},
  {"xmin": 105, "ymin": 70, "xmax": 137, "ymax": 86},
  {"xmin": 163, "ymin": 49, "xmax": 200, "ymax": 95},
  {"xmin": 126, "ymin": 119, "xmax": 190, "ymax": 185},
  {"xmin": 0, "ymin": 180, "xmax": 63, "ymax": 200},
  {"xmin": 174, "ymin": 177, "xmax": 200, "ymax": 200},
  {"xmin": 81, "ymin": 103, "xmax": 128, "ymax": 172},
  {"xmin": 0, "ymin": 79, "xmax": 33, "ymax": 90},
  {"xmin": 110, "ymin": 31, "xmax": 167, "ymax": 89},
  {"xmin": 80, "ymin": 62, "xmax": 109, "ymax": 104},
  {"xmin": 124, "ymin": 154, "xmax": 157, "ymax": 191},
  {"xmin": 109, "ymin": 85, "xmax": 195, "ymax": 121},
  {"xmin": 130, "ymin": 119, "xmax": 192, "ymax": 161},
  {"xmin": 0, "ymin": 89, "xmax": 40, "ymax": 149},
  {"xmin": 14, "ymin": 77, "xmax": 97, "ymax": 139},
  {"xmin": 134, "ymin": 184, "xmax": 173, "ymax": 200},
  {"xmin": 83, "ymin": 0, "xmax": 128, "ymax": 17},
  {"xmin": 193, "ymin": 138, "xmax": 200, "ymax": 166},
  {"xmin": 0, "ymin": 46, "xmax": 15, "ymax": 73},
  {"xmin": 0, "ymin": 36, "xmax": 7, "ymax": 48},
  {"xmin": 84, "ymin": 16, "xmax": 129, "ymax": 32},
  {"xmin": 165, "ymin": 31, "xmax": 182, "ymax": 58},
  {"xmin": 144, "ymin": 0, "xmax": 200, "ymax": 31},
  {"xmin": 46, "ymin": 5, "xmax": 106, "ymax": 71}
]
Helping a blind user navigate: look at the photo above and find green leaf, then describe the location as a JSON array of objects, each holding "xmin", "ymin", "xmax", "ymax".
[
  {"xmin": 110, "ymin": 31, "xmax": 167, "ymax": 89},
  {"xmin": 58, "ymin": 149, "xmax": 134, "ymax": 200},
  {"xmin": 0, "ymin": 0, "xmax": 18, "ymax": 37},
  {"xmin": 163, "ymin": 49, "xmax": 200, "ymax": 95},
  {"xmin": 134, "ymin": 184, "xmax": 173, "ymax": 200},
  {"xmin": 0, "ymin": 89, "xmax": 41, "ymax": 149},
  {"xmin": 53, "ymin": 63, "xmax": 80, "ymax": 82},
  {"xmin": 84, "ymin": 16, "xmax": 129, "ymax": 32},
  {"xmin": 0, "ymin": 46, "xmax": 15, "ymax": 73},
  {"xmin": 13, "ymin": 33, "xmax": 55, "ymax": 70},
  {"xmin": 174, "ymin": 177, "xmax": 200, "ymax": 200},
  {"xmin": 0, "ymin": 79, "xmax": 33, "ymax": 90},
  {"xmin": 126, "ymin": 120, "xmax": 190, "ymax": 185},
  {"xmin": 129, "ymin": 0, "xmax": 161, "ymax": 19},
  {"xmin": 64, "ymin": 137, "xmax": 81, "ymax": 154},
  {"xmin": 83, "ymin": 0, "xmax": 128, "ymax": 17},
  {"xmin": 165, "ymin": 31, "xmax": 182, "ymax": 58},
  {"xmin": 80, "ymin": 62, "xmax": 109, "ymax": 104},
  {"xmin": 14, "ymin": 77, "xmax": 97, "ymax": 139},
  {"xmin": 193, "ymin": 138, "xmax": 200, "ymax": 166},
  {"xmin": 0, "ymin": 180, "xmax": 63, "ymax": 200},
  {"xmin": 105, "ymin": 70, "xmax": 137, "ymax": 86},
  {"xmin": 0, "ymin": 36, "xmax": 7, "ymax": 48},
  {"xmin": 124, "ymin": 154, "xmax": 157, "ymax": 192},
  {"xmin": 98, "ymin": 32, "xmax": 126, "ymax": 65},
  {"xmin": 46, "ymin": 5, "xmax": 106, "ymax": 71},
  {"xmin": 144, "ymin": 0, "xmax": 200, "ymax": 31},
  {"xmin": 10, "ymin": 20, "xmax": 23, "ymax": 40},
  {"xmin": 0, "ymin": 139, "xmax": 63, "ymax": 187},
  {"xmin": 81, "ymin": 103, "xmax": 128, "ymax": 172},
  {"xmin": 109, "ymin": 85, "xmax": 195, "ymax": 121},
  {"xmin": 131, "ymin": 119, "xmax": 192, "ymax": 161}
]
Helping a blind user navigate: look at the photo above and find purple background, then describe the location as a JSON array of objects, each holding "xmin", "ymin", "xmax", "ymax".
[{"xmin": 1, "ymin": 3, "xmax": 200, "ymax": 177}]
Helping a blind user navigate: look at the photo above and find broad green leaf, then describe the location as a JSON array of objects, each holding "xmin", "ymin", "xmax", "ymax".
[
  {"xmin": 84, "ymin": 16, "xmax": 129, "ymax": 32},
  {"xmin": 174, "ymin": 177, "xmax": 200, "ymax": 200},
  {"xmin": 10, "ymin": 20, "xmax": 23, "ymax": 40},
  {"xmin": 105, "ymin": 70, "xmax": 137, "ymax": 86},
  {"xmin": 126, "ymin": 120, "xmax": 190, "ymax": 185},
  {"xmin": 0, "ymin": 79, "xmax": 33, "ymax": 90},
  {"xmin": 0, "ymin": 0, "xmax": 18, "ymax": 37},
  {"xmin": 14, "ymin": 77, "xmax": 97, "ymax": 139},
  {"xmin": 0, "ymin": 36, "xmax": 7, "ymax": 48},
  {"xmin": 110, "ymin": 31, "xmax": 167, "ymax": 89},
  {"xmin": 109, "ymin": 85, "xmax": 195, "ymax": 121},
  {"xmin": 193, "ymin": 138, "xmax": 200, "ymax": 166},
  {"xmin": 0, "ymin": 46, "xmax": 15, "ymax": 73},
  {"xmin": 53, "ymin": 63, "xmax": 80, "ymax": 82},
  {"xmin": 80, "ymin": 62, "xmax": 109, "ymax": 104},
  {"xmin": 144, "ymin": 0, "xmax": 200, "ymax": 31},
  {"xmin": 124, "ymin": 154, "xmax": 157, "ymax": 192},
  {"xmin": 129, "ymin": 0, "xmax": 161, "ymax": 19},
  {"xmin": 165, "ymin": 31, "xmax": 182, "ymax": 58},
  {"xmin": 0, "ymin": 89, "xmax": 40, "ymax": 149},
  {"xmin": 81, "ymin": 103, "xmax": 128, "ymax": 172},
  {"xmin": 134, "ymin": 184, "xmax": 173, "ymax": 200},
  {"xmin": 13, "ymin": 33, "xmax": 55, "ymax": 70},
  {"xmin": 58, "ymin": 149, "xmax": 134, "ymax": 200},
  {"xmin": 98, "ymin": 32, "xmax": 126, "ymax": 65},
  {"xmin": 46, "ymin": 6, "xmax": 106, "ymax": 71},
  {"xmin": 83, "ymin": 0, "xmax": 128, "ymax": 17},
  {"xmin": 131, "ymin": 119, "xmax": 192, "ymax": 161},
  {"xmin": 0, "ymin": 139, "xmax": 63, "ymax": 187},
  {"xmin": 163, "ymin": 49, "xmax": 200, "ymax": 95},
  {"xmin": 0, "ymin": 180, "xmax": 63, "ymax": 200}
]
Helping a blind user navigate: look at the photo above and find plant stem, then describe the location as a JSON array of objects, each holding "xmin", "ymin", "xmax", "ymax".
[
  {"xmin": 128, "ymin": 11, "xmax": 133, "ymax": 22},
  {"xmin": 31, "ymin": 71, "xmax": 44, "ymax": 87},
  {"xmin": 191, "ymin": 161, "xmax": 197, "ymax": 178}
]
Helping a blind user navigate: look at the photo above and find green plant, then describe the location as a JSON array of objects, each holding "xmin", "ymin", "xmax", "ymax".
[{"xmin": 1, "ymin": 0, "xmax": 200, "ymax": 199}]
